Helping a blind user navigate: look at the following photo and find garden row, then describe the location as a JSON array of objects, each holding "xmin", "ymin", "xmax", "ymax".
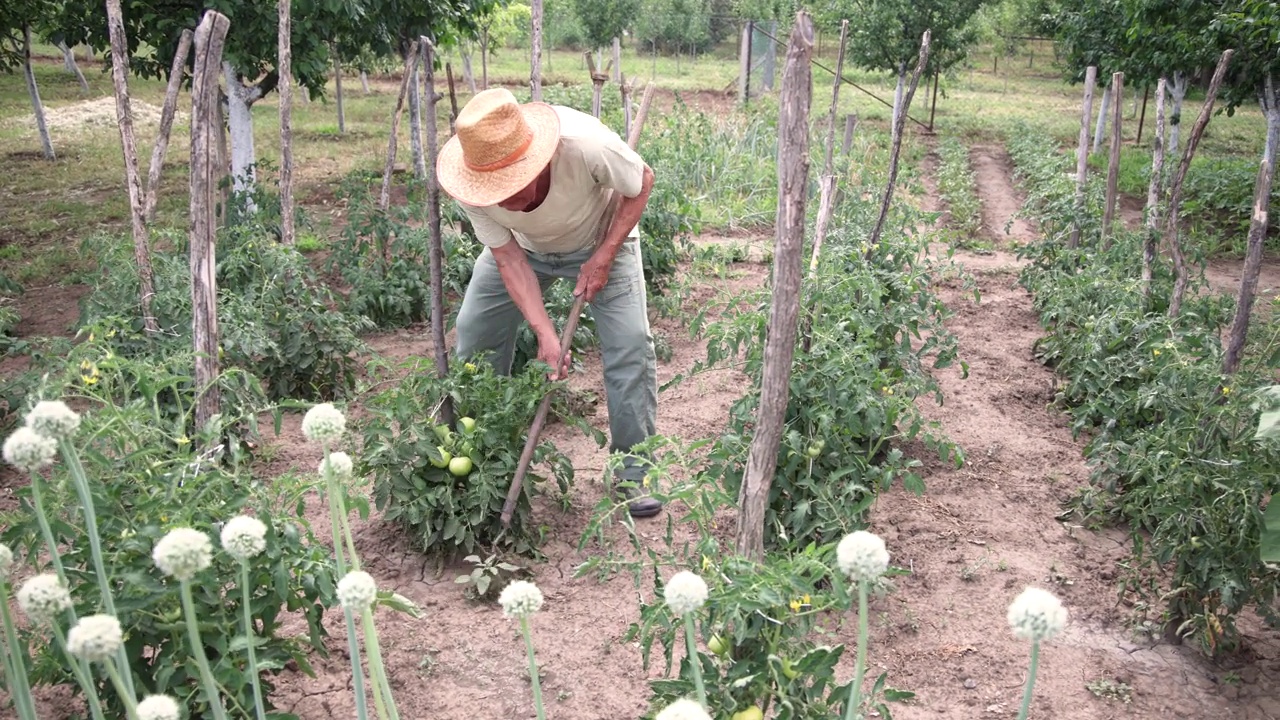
[{"xmin": 1007, "ymin": 123, "xmax": 1280, "ymax": 654}]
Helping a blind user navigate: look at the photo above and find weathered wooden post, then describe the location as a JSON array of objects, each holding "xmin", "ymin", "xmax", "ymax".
[
  {"xmin": 446, "ymin": 62, "xmax": 460, "ymax": 135},
  {"xmin": 531, "ymin": 0, "xmax": 544, "ymax": 101},
  {"xmin": 380, "ymin": 41, "xmax": 421, "ymax": 214},
  {"xmin": 333, "ymin": 43, "xmax": 346, "ymax": 134},
  {"xmin": 738, "ymin": 20, "xmax": 753, "ymax": 106},
  {"xmin": 842, "ymin": 113, "xmax": 858, "ymax": 155},
  {"xmin": 144, "ymin": 29, "xmax": 193, "ymax": 223},
  {"xmin": 105, "ymin": 0, "xmax": 160, "ymax": 334},
  {"xmin": 1102, "ymin": 71, "xmax": 1124, "ymax": 245},
  {"xmin": 1141, "ymin": 77, "xmax": 1167, "ymax": 299},
  {"xmin": 809, "ymin": 19, "xmax": 848, "ymax": 277},
  {"xmin": 620, "ymin": 75, "xmax": 634, "ymax": 139},
  {"xmin": 585, "ymin": 52, "xmax": 609, "ymax": 118},
  {"xmin": 1069, "ymin": 65, "xmax": 1097, "ymax": 249},
  {"xmin": 190, "ymin": 10, "xmax": 231, "ymax": 434},
  {"xmin": 736, "ymin": 11, "xmax": 814, "ymax": 563},
  {"xmin": 278, "ymin": 0, "xmax": 296, "ymax": 245},
  {"xmin": 1168, "ymin": 50, "xmax": 1233, "ymax": 318},
  {"xmin": 422, "ymin": 38, "xmax": 455, "ymax": 426},
  {"xmin": 867, "ymin": 30, "xmax": 931, "ymax": 253}
]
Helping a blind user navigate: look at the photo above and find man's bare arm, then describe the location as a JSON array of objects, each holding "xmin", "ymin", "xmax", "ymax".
[
  {"xmin": 491, "ymin": 241, "xmax": 567, "ymax": 377},
  {"xmin": 574, "ymin": 164, "xmax": 655, "ymax": 301}
]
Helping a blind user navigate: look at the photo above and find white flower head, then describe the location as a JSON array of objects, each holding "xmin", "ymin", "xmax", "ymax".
[
  {"xmin": 301, "ymin": 403, "xmax": 346, "ymax": 443},
  {"xmin": 137, "ymin": 695, "xmax": 182, "ymax": 720},
  {"xmin": 152, "ymin": 528, "xmax": 214, "ymax": 581},
  {"xmin": 66, "ymin": 614, "xmax": 123, "ymax": 662},
  {"xmin": 26, "ymin": 401, "xmax": 81, "ymax": 440},
  {"xmin": 1008, "ymin": 586, "xmax": 1068, "ymax": 642},
  {"xmin": 3, "ymin": 427, "xmax": 57, "ymax": 473},
  {"xmin": 17, "ymin": 574, "xmax": 73, "ymax": 625},
  {"xmin": 836, "ymin": 530, "xmax": 890, "ymax": 583},
  {"xmin": 0, "ymin": 543, "xmax": 12, "ymax": 582},
  {"xmin": 663, "ymin": 571, "xmax": 709, "ymax": 616},
  {"xmin": 498, "ymin": 580, "xmax": 544, "ymax": 619},
  {"xmin": 318, "ymin": 451, "xmax": 354, "ymax": 480},
  {"xmin": 656, "ymin": 698, "xmax": 712, "ymax": 720},
  {"xmin": 337, "ymin": 571, "xmax": 377, "ymax": 610},
  {"xmin": 220, "ymin": 515, "xmax": 268, "ymax": 561}
]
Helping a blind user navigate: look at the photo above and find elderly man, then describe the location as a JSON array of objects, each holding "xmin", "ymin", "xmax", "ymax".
[{"xmin": 436, "ymin": 88, "xmax": 661, "ymax": 518}]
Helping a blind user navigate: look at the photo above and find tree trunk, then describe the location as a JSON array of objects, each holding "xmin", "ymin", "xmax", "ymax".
[
  {"xmin": 278, "ymin": 0, "xmax": 296, "ymax": 245},
  {"xmin": 421, "ymin": 38, "xmax": 454, "ymax": 425},
  {"xmin": 446, "ymin": 62, "xmax": 460, "ymax": 135},
  {"xmin": 1142, "ymin": 77, "xmax": 1167, "ymax": 300},
  {"xmin": 222, "ymin": 63, "xmax": 259, "ymax": 204},
  {"xmin": 461, "ymin": 48, "xmax": 477, "ymax": 94},
  {"xmin": 22, "ymin": 26, "xmax": 54, "ymax": 161},
  {"xmin": 190, "ymin": 11, "xmax": 231, "ymax": 436},
  {"xmin": 1070, "ymin": 66, "xmax": 1097, "ymax": 249},
  {"xmin": 736, "ymin": 11, "xmax": 814, "ymax": 563},
  {"xmin": 1168, "ymin": 71, "xmax": 1187, "ymax": 162},
  {"xmin": 868, "ymin": 33, "xmax": 932, "ymax": 251},
  {"xmin": 739, "ymin": 21, "xmax": 752, "ymax": 106},
  {"xmin": 409, "ymin": 56, "xmax": 426, "ymax": 180},
  {"xmin": 333, "ymin": 46, "xmax": 346, "ymax": 134},
  {"xmin": 531, "ymin": 0, "xmax": 544, "ymax": 101},
  {"xmin": 612, "ymin": 36, "xmax": 621, "ymax": 83},
  {"xmin": 1093, "ymin": 82, "xmax": 1110, "ymax": 155},
  {"xmin": 481, "ymin": 30, "xmax": 490, "ymax": 90},
  {"xmin": 105, "ymin": 0, "xmax": 160, "ymax": 335},
  {"xmin": 1167, "ymin": 51, "xmax": 1233, "ymax": 318},
  {"xmin": 1222, "ymin": 76, "xmax": 1280, "ymax": 376},
  {"xmin": 56, "ymin": 40, "xmax": 89, "ymax": 92},
  {"xmin": 360, "ymin": 70, "xmax": 370, "ymax": 94},
  {"xmin": 144, "ymin": 29, "xmax": 194, "ymax": 223},
  {"xmin": 1102, "ymin": 72, "xmax": 1124, "ymax": 245},
  {"xmin": 808, "ymin": 19, "xmax": 848, "ymax": 280}
]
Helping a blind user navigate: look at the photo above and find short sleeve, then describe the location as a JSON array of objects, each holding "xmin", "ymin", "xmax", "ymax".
[
  {"xmin": 461, "ymin": 204, "xmax": 514, "ymax": 249},
  {"xmin": 586, "ymin": 128, "xmax": 645, "ymax": 198}
]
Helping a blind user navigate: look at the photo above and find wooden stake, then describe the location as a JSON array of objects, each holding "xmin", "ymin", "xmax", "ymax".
[
  {"xmin": 842, "ymin": 113, "xmax": 858, "ymax": 155},
  {"xmin": 500, "ymin": 83, "xmax": 657, "ymax": 528},
  {"xmin": 1141, "ymin": 77, "xmax": 1167, "ymax": 300},
  {"xmin": 190, "ymin": 10, "xmax": 231, "ymax": 434},
  {"xmin": 1223, "ymin": 76, "xmax": 1279, "ymax": 376},
  {"xmin": 380, "ymin": 41, "xmax": 420, "ymax": 215},
  {"xmin": 446, "ymin": 61, "xmax": 459, "ymax": 135},
  {"xmin": 278, "ymin": 0, "xmax": 295, "ymax": 245},
  {"xmin": 867, "ymin": 30, "xmax": 931, "ymax": 253},
  {"xmin": 739, "ymin": 21, "xmax": 753, "ymax": 106},
  {"xmin": 1070, "ymin": 66, "xmax": 1096, "ymax": 249},
  {"xmin": 144, "ymin": 29, "xmax": 193, "ymax": 223},
  {"xmin": 333, "ymin": 43, "xmax": 345, "ymax": 134},
  {"xmin": 620, "ymin": 75, "xmax": 633, "ymax": 140},
  {"xmin": 1102, "ymin": 71, "xmax": 1123, "ymax": 244},
  {"xmin": 530, "ymin": 0, "xmax": 544, "ymax": 101},
  {"xmin": 612, "ymin": 36, "xmax": 621, "ymax": 83},
  {"xmin": 422, "ymin": 38, "xmax": 454, "ymax": 425},
  {"xmin": 1136, "ymin": 84, "xmax": 1150, "ymax": 146},
  {"xmin": 585, "ymin": 52, "xmax": 608, "ymax": 118},
  {"xmin": 1167, "ymin": 50, "xmax": 1233, "ymax": 318},
  {"xmin": 808, "ymin": 19, "xmax": 848, "ymax": 278},
  {"xmin": 105, "ymin": 0, "xmax": 160, "ymax": 334},
  {"xmin": 736, "ymin": 12, "xmax": 814, "ymax": 562}
]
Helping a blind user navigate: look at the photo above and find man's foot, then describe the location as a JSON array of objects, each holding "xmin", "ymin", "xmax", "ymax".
[{"xmin": 618, "ymin": 482, "xmax": 663, "ymax": 518}]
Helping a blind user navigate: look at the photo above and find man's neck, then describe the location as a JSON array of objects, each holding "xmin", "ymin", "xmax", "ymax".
[{"xmin": 518, "ymin": 165, "xmax": 553, "ymax": 213}]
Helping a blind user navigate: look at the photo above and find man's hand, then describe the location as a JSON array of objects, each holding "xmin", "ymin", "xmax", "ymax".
[
  {"xmin": 574, "ymin": 250, "xmax": 614, "ymax": 303},
  {"xmin": 537, "ymin": 331, "xmax": 571, "ymax": 381}
]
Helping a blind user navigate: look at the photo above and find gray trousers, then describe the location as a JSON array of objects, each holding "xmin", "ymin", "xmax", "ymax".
[{"xmin": 454, "ymin": 239, "xmax": 657, "ymax": 474}]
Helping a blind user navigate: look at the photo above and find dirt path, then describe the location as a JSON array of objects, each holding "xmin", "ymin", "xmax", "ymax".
[{"xmin": 865, "ymin": 142, "xmax": 1280, "ymax": 719}]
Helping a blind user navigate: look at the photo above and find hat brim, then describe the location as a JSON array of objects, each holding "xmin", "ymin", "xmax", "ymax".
[{"xmin": 437, "ymin": 103, "xmax": 560, "ymax": 208}]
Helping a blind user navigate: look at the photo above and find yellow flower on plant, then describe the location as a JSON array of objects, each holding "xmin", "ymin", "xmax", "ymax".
[
  {"xmin": 790, "ymin": 598, "xmax": 802, "ymax": 612},
  {"xmin": 464, "ymin": 362, "xmax": 477, "ymax": 373},
  {"xmin": 1222, "ymin": 386, "xmax": 1232, "ymax": 396},
  {"xmin": 1153, "ymin": 349, "xmax": 1161, "ymax": 357},
  {"xmin": 176, "ymin": 436, "xmax": 191, "ymax": 446}
]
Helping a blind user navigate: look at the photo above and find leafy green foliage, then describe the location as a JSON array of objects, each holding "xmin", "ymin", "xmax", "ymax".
[
  {"xmin": 360, "ymin": 358, "xmax": 585, "ymax": 556},
  {"xmin": 688, "ymin": 179, "xmax": 963, "ymax": 550},
  {"xmin": 935, "ymin": 137, "xmax": 987, "ymax": 249},
  {"xmin": 79, "ymin": 213, "xmax": 372, "ymax": 404},
  {"xmin": 572, "ymin": 0, "xmax": 639, "ymax": 50},
  {"xmin": 818, "ymin": 0, "xmax": 986, "ymax": 76},
  {"xmin": 1008, "ymin": 123, "xmax": 1280, "ymax": 655},
  {"xmin": 1, "ymin": 355, "xmax": 338, "ymax": 720},
  {"xmin": 454, "ymin": 553, "xmax": 528, "ymax": 598}
]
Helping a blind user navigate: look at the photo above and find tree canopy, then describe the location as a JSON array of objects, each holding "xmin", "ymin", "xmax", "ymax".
[
  {"xmin": 572, "ymin": 0, "xmax": 639, "ymax": 51},
  {"xmin": 819, "ymin": 0, "xmax": 986, "ymax": 76}
]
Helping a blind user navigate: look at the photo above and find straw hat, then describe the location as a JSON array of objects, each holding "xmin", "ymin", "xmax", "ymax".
[{"xmin": 437, "ymin": 88, "xmax": 560, "ymax": 207}]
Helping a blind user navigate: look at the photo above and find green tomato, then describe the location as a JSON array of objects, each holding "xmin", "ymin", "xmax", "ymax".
[
  {"xmin": 806, "ymin": 439, "xmax": 825, "ymax": 458},
  {"xmin": 432, "ymin": 424, "xmax": 453, "ymax": 443},
  {"xmin": 707, "ymin": 634, "xmax": 729, "ymax": 656},
  {"xmin": 731, "ymin": 708, "xmax": 763, "ymax": 720},
  {"xmin": 430, "ymin": 447, "xmax": 452, "ymax": 469},
  {"xmin": 459, "ymin": 416, "xmax": 477, "ymax": 434},
  {"xmin": 448, "ymin": 456, "xmax": 474, "ymax": 477}
]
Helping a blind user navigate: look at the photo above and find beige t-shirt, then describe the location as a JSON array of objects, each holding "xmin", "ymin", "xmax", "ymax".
[{"xmin": 460, "ymin": 105, "xmax": 645, "ymax": 254}]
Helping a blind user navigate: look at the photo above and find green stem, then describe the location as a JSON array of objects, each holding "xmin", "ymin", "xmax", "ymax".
[
  {"xmin": 102, "ymin": 659, "xmax": 140, "ymax": 720},
  {"xmin": 683, "ymin": 613, "xmax": 707, "ymax": 709},
  {"xmin": 1017, "ymin": 641, "xmax": 1041, "ymax": 720},
  {"xmin": 361, "ymin": 607, "xmax": 399, "ymax": 720},
  {"xmin": 51, "ymin": 621, "xmax": 108, "ymax": 720},
  {"xmin": 179, "ymin": 581, "xmax": 230, "ymax": 720},
  {"xmin": 0, "ymin": 583, "xmax": 38, "ymax": 720},
  {"xmin": 58, "ymin": 438, "xmax": 138, "ymax": 701},
  {"xmin": 519, "ymin": 615, "xmax": 545, "ymax": 720},
  {"xmin": 239, "ymin": 563, "xmax": 268, "ymax": 720},
  {"xmin": 322, "ymin": 445, "xmax": 369, "ymax": 720},
  {"xmin": 843, "ymin": 581, "xmax": 869, "ymax": 720}
]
